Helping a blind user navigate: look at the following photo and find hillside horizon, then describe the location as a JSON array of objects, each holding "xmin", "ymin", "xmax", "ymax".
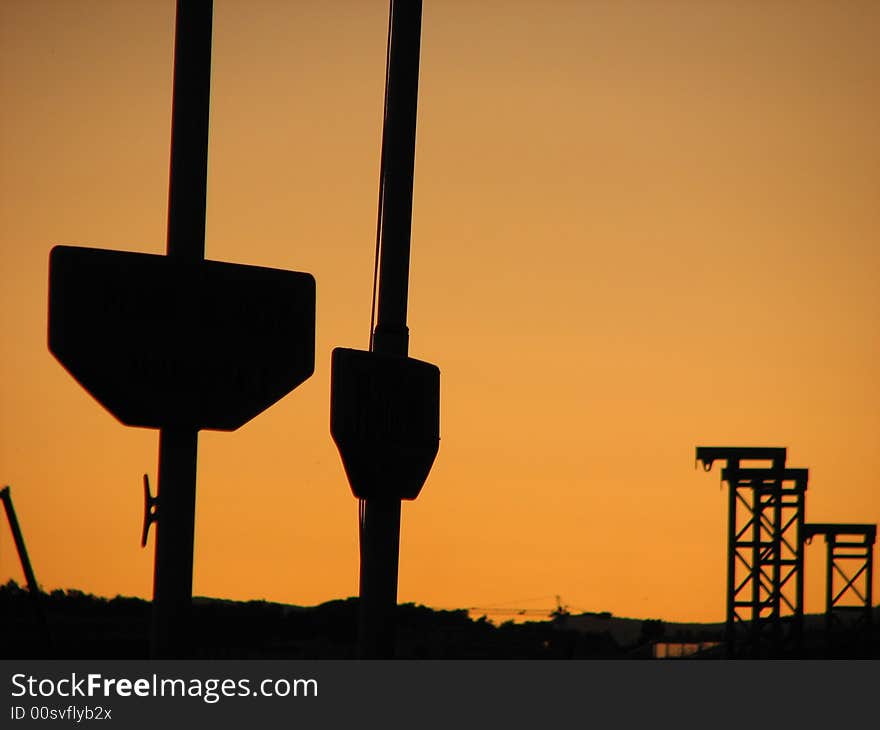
[{"xmin": 5, "ymin": 580, "xmax": 878, "ymax": 659}]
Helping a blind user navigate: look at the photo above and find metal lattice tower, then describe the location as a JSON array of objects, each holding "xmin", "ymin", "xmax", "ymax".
[
  {"xmin": 696, "ymin": 447, "xmax": 807, "ymax": 657},
  {"xmin": 720, "ymin": 466, "xmax": 807, "ymax": 656},
  {"xmin": 803, "ymin": 523, "xmax": 875, "ymax": 655}
]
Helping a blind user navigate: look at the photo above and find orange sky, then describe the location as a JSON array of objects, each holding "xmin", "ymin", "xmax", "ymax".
[{"xmin": 1, "ymin": 0, "xmax": 878, "ymax": 623}]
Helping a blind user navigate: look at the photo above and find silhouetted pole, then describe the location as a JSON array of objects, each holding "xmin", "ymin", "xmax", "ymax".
[
  {"xmin": 150, "ymin": 0, "xmax": 212, "ymax": 659},
  {"xmin": 2, "ymin": 485, "xmax": 51, "ymax": 651},
  {"xmin": 1, "ymin": 486, "xmax": 40, "ymax": 595},
  {"xmin": 725, "ymin": 474, "xmax": 736, "ymax": 657},
  {"xmin": 359, "ymin": 0, "xmax": 423, "ymax": 659},
  {"xmin": 824, "ymin": 535, "xmax": 833, "ymax": 642}
]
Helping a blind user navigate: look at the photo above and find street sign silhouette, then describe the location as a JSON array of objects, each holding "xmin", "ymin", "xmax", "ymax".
[
  {"xmin": 331, "ymin": 347, "xmax": 439, "ymax": 500},
  {"xmin": 49, "ymin": 245, "xmax": 315, "ymax": 431},
  {"xmin": 45, "ymin": 0, "xmax": 321, "ymax": 659}
]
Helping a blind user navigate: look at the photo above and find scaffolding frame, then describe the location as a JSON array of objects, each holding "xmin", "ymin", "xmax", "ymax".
[
  {"xmin": 803, "ymin": 523, "xmax": 875, "ymax": 654},
  {"xmin": 718, "ymin": 466, "xmax": 807, "ymax": 656},
  {"xmin": 695, "ymin": 447, "xmax": 812, "ymax": 658}
]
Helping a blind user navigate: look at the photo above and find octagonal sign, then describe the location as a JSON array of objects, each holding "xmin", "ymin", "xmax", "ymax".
[{"xmin": 49, "ymin": 245, "xmax": 316, "ymax": 431}]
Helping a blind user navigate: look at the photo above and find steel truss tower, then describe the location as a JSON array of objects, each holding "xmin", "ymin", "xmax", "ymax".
[
  {"xmin": 803, "ymin": 523, "xmax": 875, "ymax": 654},
  {"xmin": 696, "ymin": 447, "xmax": 806, "ymax": 657},
  {"xmin": 720, "ymin": 466, "xmax": 807, "ymax": 656}
]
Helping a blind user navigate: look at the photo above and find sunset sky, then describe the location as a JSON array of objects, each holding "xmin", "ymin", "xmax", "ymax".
[{"xmin": 1, "ymin": 0, "xmax": 877, "ymax": 623}]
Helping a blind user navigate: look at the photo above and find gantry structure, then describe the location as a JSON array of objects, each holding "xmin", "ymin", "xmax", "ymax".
[
  {"xmin": 803, "ymin": 523, "xmax": 875, "ymax": 655},
  {"xmin": 697, "ymin": 446, "xmax": 877, "ymax": 657},
  {"xmin": 696, "ymin": 447, "xmax": 806, "ymax": 656}
]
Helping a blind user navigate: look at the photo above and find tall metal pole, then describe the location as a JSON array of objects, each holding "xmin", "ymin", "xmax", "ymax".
[
  {"xmin": 150, "ymin": 0, "xmax": 212, "ymax": 659},
  {"xmin": 151, "ymin": 428, "xmax": 200, "ymax": 657},
  {"xmin": 359, "ymin": 0, "xmax": 423, "ymax": 659}
]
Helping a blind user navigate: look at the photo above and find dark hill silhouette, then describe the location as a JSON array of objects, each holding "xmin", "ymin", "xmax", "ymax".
[
  {"xmin": 2, "ymin": 581, "xmax": 620, "ymax": 659},
  {"xmin": 4, "ymin": 581, "xmax": 877, "ymax": 659}
]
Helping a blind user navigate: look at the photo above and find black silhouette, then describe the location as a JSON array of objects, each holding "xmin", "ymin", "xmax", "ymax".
[
  {"xmin": 1, "ymin": 485, "xmax": 52, "ymax": 653},
  {"xmin": 1, "ymin": 487, "xmax": 40, "ymax": 598},
  {"xmin": 697, "ymin": 447, "xmax": 806, "ymax": 656},
  {"xmin": 329, "ymin": 0, "xmax": 440, "ymax": 659},
  {"xmin": 697, "ymin": 446, "xmax": 877, "ymax": 658},
  {"xmin": 6, "ymin": 581, "xmax": 877, "ymax": 659},
  {"xmin": 45, "ymin": 0, "xmax": 316, "ymax": 658},
  {"xmin": 803, "ymin": 523, "xmax": 875, "ymax": 655}
]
